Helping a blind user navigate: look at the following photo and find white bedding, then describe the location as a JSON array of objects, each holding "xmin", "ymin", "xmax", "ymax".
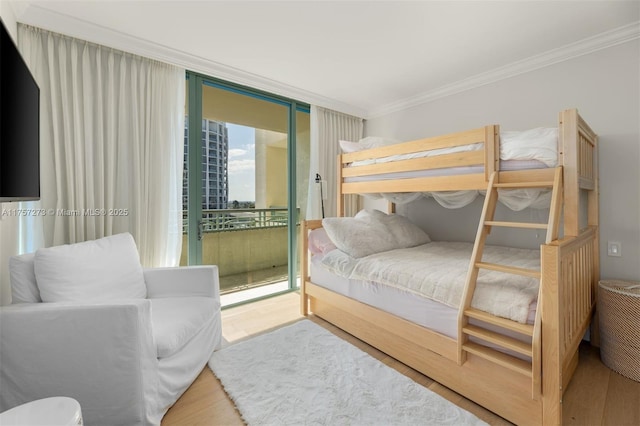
[
  {"xmin": 320, "ymin": 241, "xmax": 540, "ymax": 324},
  {"xmin": 346, "ymin": 128, "xmax": 559, "ymax": 168},
  {"xmin": 342, "ymin": 128, "xmax": 558, "ymax": 209},
  {"xmin": 344, "ymin": 159, "xmax": 547, "ymax": 183},
  {"xmin": 348, "ymin": 160, "xmax": 553, "ymax": 210},
  {"xmin": 310, "ymin": 254, "xmax": 536, "ymax": 360},
  {"xmin": 310, "ymin": 255, "xmax": 537, "ymax": 334}
]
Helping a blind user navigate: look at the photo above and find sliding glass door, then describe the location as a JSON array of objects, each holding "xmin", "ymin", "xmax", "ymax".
[{"xmin": 182, "ymin": 72, "xmax": 310, "ymax": 306}]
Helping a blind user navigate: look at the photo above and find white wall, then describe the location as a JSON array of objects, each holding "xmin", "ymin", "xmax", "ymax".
[
  {"xmin": 0, "ymin": 1, "xmax": 17, "ymax": 39},
  {"xmin": 0, "ymin": 1, "xmax": 20, "ymax": 305},
  {"xmin": 365, "ymin": 41, "xmax": 640, "ymax": 281}
]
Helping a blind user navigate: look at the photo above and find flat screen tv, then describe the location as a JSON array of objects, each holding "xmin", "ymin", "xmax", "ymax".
[{"xmin": 0, "ymin": 18, "xmax": 40, "ymax": 202}]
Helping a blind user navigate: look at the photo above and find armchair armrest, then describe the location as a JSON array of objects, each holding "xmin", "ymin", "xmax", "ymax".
[
  {"xmin": 0, "ymin": 300, "xmax": 158, "ymax": 425},
  {"xmin": 144, "ymin": 265, "xmax": 220, "ymax": 300}
]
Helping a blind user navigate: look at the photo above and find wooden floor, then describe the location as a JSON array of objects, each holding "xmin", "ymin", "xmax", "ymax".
[{"xmin": 162, "ymin": 292, "xmax": 640, "ymax": 426}]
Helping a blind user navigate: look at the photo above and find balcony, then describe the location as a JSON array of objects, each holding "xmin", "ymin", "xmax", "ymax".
[{"xmin": 179, "ymin": 208, "xmax": 297, "ymax": 296}]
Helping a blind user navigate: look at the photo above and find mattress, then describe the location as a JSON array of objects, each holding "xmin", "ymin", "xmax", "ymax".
[
  {"xmin": 310, "ymin": 254, "xmax": 536, "ymax": 359},
  {"xmin": 344, "ymin": 159, "xmax": 548, "ymax": 183},
  {"xmin": 318, "ymin": 241, "xmax": 538, "ymax": 321},
  {"xmin": 345, "ymin": 127, "xmax": 559, "ymax": 170},
  {"xmin": 342, "ymin": 128, "xmax": 559, "ymax": 202}
]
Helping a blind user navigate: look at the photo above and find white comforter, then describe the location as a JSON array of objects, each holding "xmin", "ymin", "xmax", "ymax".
[{"xmin": 320, "ymin": 241, "xmax": 540, "ymax": 324}]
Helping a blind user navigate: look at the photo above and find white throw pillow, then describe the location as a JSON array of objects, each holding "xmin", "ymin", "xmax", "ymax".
[
  {"xmin": 339, "ymin": 136, "xmax": 399, "ymax": 153},
  {"xmin": 9, "ymin": 253, "xmax": 41, "ymax": 303},
  {"xmin": 308, "ymin": 228, "xmax": 338, "ymax": 256},
  {"xmin": 34, "ymin": 233, "xmax": 147, "ymax": 302},
  {"xmin": 500, "ymin": 127, "xmax": 558, "ymax": 167},
  {"xmin": 322, "ymin": 210, "xmax": 430, "ymax": 258}
]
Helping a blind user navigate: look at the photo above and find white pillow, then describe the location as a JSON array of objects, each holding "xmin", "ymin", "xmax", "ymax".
[
  {"xmin": 500, "ymin": 127, "xmax": 558, "ymax": 167},
  {"xmin": 322, "ymin": 210, "xmax": 430, "ymax": 258},
  {"xmin": 9, "ymin": 253, "xmax": 41, "ymax": 303},
  {"xmin": 355, "ymin": 208, "xmax": 387, "ymax": 220},
  {"xmin": 308, "ymin": 228, "xmax": 338, "ymax": 256},
  {"xmin": 34, "ymin": 233, "xmax": 147, "ymax": 302},
  {"xmin": 383, "ymin": 214, "xmax": 432, "ymax": 248},
  {"xmin": 339, "ymin": 136, "xmax": 399, "ymax": 153}
]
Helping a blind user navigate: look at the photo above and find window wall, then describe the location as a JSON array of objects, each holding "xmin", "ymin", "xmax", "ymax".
[{"xmin": 182, "ymin": 72, "xmax": 310, "ymax": 306}]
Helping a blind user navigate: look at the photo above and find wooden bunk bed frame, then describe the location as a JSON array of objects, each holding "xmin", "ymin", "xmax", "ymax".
[{"xmin": 300, "ymin": 109, "xmax": 599, "ymax": 425}]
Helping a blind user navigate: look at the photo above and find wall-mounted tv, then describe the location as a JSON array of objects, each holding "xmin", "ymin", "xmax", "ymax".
[{"xmin": 0, "ymin": 18, "xmax": 40, "ymax": 202}]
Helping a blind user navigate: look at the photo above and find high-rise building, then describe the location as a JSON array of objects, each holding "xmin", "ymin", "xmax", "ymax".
[{"xmin": 183, "ymin": 119, "xmax": 229, "ymax": 210}]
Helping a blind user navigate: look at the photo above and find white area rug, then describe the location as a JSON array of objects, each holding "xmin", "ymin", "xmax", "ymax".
[{"xmin": 209, "ymin": 320, "xmax": 487, "ymax": 425}]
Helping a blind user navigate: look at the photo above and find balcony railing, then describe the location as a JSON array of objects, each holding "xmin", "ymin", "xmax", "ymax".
[
  {"xmin": 182, "ymin": 208, "xmax": 296, "ymax": 233},
  {"xmin": 180, "ymin": 208, "xmax": 299, "ymax": 295}
]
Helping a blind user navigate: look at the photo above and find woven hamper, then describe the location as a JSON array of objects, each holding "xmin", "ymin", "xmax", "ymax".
[{"xmin": 598, "ymin": 280, "xmax": 640, "ymax": 382}]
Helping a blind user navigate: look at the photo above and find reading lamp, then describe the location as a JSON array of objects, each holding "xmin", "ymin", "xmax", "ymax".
[{"xmin": 315, "ymin": 173, "xmax": 325, "ymax": 218}]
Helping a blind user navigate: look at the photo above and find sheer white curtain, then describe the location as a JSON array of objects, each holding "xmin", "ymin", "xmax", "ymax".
[
  {"xmin": 18, "ymin": 25, "xmax": 184, "ymax": 267},
  {"xmin": 307, "ymin": 106, "xmax": 363, "ymax": 219}
]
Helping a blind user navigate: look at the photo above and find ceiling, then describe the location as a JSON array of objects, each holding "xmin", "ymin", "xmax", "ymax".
[{"xmin": 10, "ymin": 1, "xmax": 640, "ymax": 118}]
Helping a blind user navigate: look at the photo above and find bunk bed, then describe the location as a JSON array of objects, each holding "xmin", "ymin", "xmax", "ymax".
[{"xmin": 300, "ymin": 109, "xmax": 599, "ymax": 425}]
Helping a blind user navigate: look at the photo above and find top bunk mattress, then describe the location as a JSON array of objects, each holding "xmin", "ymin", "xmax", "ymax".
[
  {"xmin": 344, "ymin": 159, "xmax": 548, "ymax": 183},
  {"xmin": 341, "ymin": 127, "xmax": 559, "ymax": 177}
]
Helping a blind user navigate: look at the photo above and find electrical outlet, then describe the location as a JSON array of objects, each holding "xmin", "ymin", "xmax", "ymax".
[{"xmin": 607, "ymin": 241, "xmax": 622, "ymax": 257}]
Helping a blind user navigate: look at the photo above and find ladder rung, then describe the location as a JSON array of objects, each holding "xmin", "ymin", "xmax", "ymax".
[
  {"xmin": 462, "ymin": 342, "xmax": 532, "ymax": 377},
  {"xmin": 494, "ymin": 181, "xmax": 554, "ymax": 188},
  {"xmin": 476, "ymin": 262, "xmax": 541, "ymax": 279},
  {"xmin": 464, "ymin": 308, "xmax": 534, "ymax": 336},
  {"xmin": 484, "ymin": 221, "xmax": 548, "ymax": 230},
  {"xmin": 463, "ymin": 325, "xmax": 533, "ymax": 357}
]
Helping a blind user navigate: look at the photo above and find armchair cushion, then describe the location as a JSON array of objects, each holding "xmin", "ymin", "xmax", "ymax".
[
  {"xmin": 9, "ymin": 253, "xmax": 41, "ymax": 303},
  {"xmin": 150, "ymin": 297, "xmax": 218, "ymax": 358},
  {"xmin": 34, "ymin": 233, "xmax": 147, "ymax": 302}
]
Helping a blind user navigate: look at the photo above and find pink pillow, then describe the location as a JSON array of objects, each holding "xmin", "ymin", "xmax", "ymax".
[{"xmin": 308, "ymin": 228, "xmax": 337, "ymax": 256}]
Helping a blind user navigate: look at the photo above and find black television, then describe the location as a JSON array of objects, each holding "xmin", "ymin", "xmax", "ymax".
[{"xmin": 0, "ymin": 18, "xmax": 40, "ymax": 202}]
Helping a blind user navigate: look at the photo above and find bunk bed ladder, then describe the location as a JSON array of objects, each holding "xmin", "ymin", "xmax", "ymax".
[{"xmin": 458, "ymin": 167, "xmax": 563, "ymax": 397}]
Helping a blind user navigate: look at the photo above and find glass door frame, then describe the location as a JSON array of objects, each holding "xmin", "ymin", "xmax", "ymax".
[{"xmin": 186, "ymin": 71, "xmax": 310, "ymax": 306}]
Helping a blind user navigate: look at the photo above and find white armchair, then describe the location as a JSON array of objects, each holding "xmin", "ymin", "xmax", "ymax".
[{"xmin": 0, "ymin": 233, "xmax": 222, "ymax": 426}]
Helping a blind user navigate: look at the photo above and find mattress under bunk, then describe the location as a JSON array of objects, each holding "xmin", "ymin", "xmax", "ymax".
[
  {"xmin": 313, "ymin": 241, "xmax": 540, "ymax": 319},
  {"xmin": 309, "ymin": 237, "xmax": 542, "ymax": 358},
  {"xmin": 310, "ymin": 252, "xmax": 537, "ymax": 335}
]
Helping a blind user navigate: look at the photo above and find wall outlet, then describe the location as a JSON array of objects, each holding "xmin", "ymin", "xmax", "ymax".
[{"xmin": 607, "ymin": 241, "xmax": 622, "ymax": 257}]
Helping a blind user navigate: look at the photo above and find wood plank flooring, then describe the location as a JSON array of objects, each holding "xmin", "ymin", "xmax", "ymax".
[{"xmin": 162, "ymin": 292, "xmax": 640, "ymax": 426}]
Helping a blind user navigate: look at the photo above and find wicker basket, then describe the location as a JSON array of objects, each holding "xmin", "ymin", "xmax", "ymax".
[{"xmin": 598, "ymin": 280, "xmax": 640, "ymax": 382}]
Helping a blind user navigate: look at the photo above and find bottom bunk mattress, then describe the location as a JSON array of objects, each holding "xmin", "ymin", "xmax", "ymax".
[{"xmin": 309, "ymin": 241, "xmax": 539, "ymax": 340}]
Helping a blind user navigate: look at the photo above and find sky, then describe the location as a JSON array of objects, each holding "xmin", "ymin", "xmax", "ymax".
[{"xmin": 226, "ymin": 123, "xmax": 255, "ymax": 202}]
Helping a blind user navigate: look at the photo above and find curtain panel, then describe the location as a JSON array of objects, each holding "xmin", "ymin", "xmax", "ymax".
[
  {"xmin": 308, "ymin": 106, "xmax": 363, "ymax": 219},
  {"xmin": 18, "ymin": 25, "xmax": 185, "ymax": 267}
]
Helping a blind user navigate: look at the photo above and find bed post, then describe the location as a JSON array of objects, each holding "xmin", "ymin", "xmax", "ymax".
[
  {"xmin": 300, "ymin": 219, "xmax": 323, "ymax": 316},
  {"xmin": 586, "ymin": 119, "xmax": 600, "ymax": 347},
  {"xmin": 300, "ymin": 220, "xmax": 309, "ymax": 316},
  {"xmin": 337, "ymin": 153, "xmax": 345, "ymax": 217},
  {"xmin": 485, "ymin": 125, "xmax": 499, "ymax": 182},
  {"xmin": 541, "ymin": 243, "xmax": 563, "ymax": 425},
  {"xmin": 559, "ymin": 109, "xmax": 579, "ymax": 237},
  {"xmin": 559, "ymin": 108, "xmax": 601, "ymax": 346}
]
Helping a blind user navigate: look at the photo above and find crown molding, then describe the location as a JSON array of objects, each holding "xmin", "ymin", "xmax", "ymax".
[
  {"xmin": 14, "ymin": 3, "xmax": 639, "ymax": 121},
  {"xmin": 15, "ymin": 3, "xmax": 368, "ymax": 118},
  {"xmin": 366, "ymin": 21, "xmax": 640, "ymax": 119}
]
